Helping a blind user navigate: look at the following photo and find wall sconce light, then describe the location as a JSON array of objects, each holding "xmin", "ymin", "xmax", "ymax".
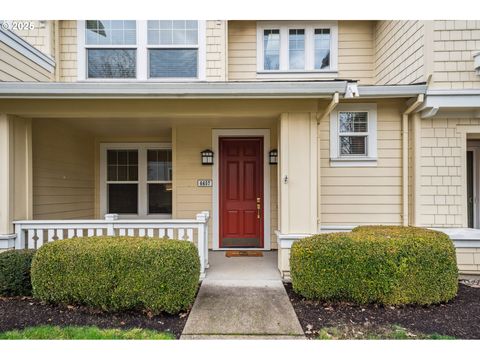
[
  {"xmin": 269, "ymin": 149, "xmax": 278, "ymax": 165},
  {"xmin": 201, "ymin": 149, "xmax": 214, "ymax": 165}
]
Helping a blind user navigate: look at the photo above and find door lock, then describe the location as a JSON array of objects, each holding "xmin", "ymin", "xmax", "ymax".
[{"xmin": 256, "ymin": 197, "xmax": 261, "ymax": 219}]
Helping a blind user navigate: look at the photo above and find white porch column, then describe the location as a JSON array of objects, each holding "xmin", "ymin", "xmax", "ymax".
[
  {"xmin": 277, "ymin": 112, "xmax": 318, "ymax": 276},
  {"xmin": 0, "ymin": 114, "xmax": 32, "ymax": 249}
]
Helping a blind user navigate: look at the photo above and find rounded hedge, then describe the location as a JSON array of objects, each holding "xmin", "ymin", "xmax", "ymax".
[
  {"xmin": 290, "ymin": 226, "xmax": 458, "ymax": 305},
  {"xmin": 31, "ymin": 237, "xmax": 200, "ymax": 314},
  {"xmin": 0, "ymin": 249, "xmax": 36, "ymax": 296}
]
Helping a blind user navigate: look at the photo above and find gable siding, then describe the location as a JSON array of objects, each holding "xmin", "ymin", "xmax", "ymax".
[
  {"xmin": 374, "ymin": 20, "xmax": 426, "ymax": 85},
  {"xmin": 0, "ymin": 41, "xmax": 52, "ymax": 81},
  {"xmin": 432, "ymin": 20, "xmax": 480, "ymax": 89}
]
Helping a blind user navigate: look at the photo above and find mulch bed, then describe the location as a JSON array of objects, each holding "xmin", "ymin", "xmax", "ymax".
[
  {"xmin": 0, "ymin": 297, "xmax": 190, "ymax": 339},
  {"xmin": 284, "ymin": 283, "xmax": 480, "ymax": 339}
]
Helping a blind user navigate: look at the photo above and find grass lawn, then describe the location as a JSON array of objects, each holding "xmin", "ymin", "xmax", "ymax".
[
  {"xmin": 0, "ymin": 325, "xmax": 175, "ymax": 340},
  {"xmin": 317, "ymin": 325, "xmax": 455, "ymax": 340}
]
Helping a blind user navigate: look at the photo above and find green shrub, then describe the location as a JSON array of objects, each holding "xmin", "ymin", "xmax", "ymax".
[
  {"xmin": 31, "ymin": 237, "xmax": 200, "ymax": 314},
  {"xmin": 290, "ymin": 226, "xmax": 458, "ymax": 305},
  {"xmin": 0, "ymin": 249, "xmax": 36, "ymax": 296}
]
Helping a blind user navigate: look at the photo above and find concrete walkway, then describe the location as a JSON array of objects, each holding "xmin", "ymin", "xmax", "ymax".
[{"xmin": 181, "ymin": 251, "xmax": 305, "ymax": 339}]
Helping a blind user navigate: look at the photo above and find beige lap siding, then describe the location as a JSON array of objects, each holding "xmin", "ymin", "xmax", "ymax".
[
  {"xmin": 0, "ymin": 42, "xmax": 52, "ymax": 81},
  {"xmin": 173, "ymin": 121, "xmax": 278, "ymax": 249},
  {"xmin": 320, "ymin": 100, "xmax": 404, "ymax": 226},
  {"xmin": 32, "ymin": 119, "xmax": 95, "ymax": 219},
  {"xmin": 419, "ymin": 118, "xmax": 476, "ymax": 227},
  {"xmin": 456, "ymin": 248, "xmax": 480, "ymax": 274}
]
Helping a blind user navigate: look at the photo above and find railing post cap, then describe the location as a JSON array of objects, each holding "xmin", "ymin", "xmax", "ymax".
[{"xmin": 104, "ymin": 213, "xmax": 119, "ymax": 221}]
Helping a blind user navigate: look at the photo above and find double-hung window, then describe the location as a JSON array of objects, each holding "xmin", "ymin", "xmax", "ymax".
[
  {"xmin": 257, "ymin": 21, "xmax": 338, "ymax": 76},
  {"xmin": 147, "ymin": 20, "xmax": 199, "ymax": 78},
  {"xmin": 330, "ymin": 104, "xmax": 378, "ymax": 167},
  {"xmin": 101, "ymin": 144, "xmax": 172, "ymax": 218},
  {"xmin": 85, "ymin": 20, "xmax": 137, "ymax": 79},
  {"xmin": 79, "ymin": 20, "xmax": 205, "ymax": 80}
]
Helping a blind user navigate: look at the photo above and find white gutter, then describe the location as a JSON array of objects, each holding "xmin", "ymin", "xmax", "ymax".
[
  {"xmin": 402, "ymin": 94, "xmax": 424, "ymax": 226},
  {"xmin": 0, "ymin": 81, "xmax": 350, "ymax": 99}
]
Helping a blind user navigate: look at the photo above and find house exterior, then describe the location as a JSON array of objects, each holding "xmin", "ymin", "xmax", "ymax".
[{"xmin": 1, "ymin": 20, "xmax": 480, "ymax": 277}]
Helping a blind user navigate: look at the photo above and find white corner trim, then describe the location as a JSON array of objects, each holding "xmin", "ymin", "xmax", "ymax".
[
  {"xmin": 256, "ymin": 20, "xmax": 338, "ymax": 74},
  {"xmin": 0, "ymin": 28, "xmax": 55, "ymax": 72},
  {"xmin": 329, "ymin": 103, "xmax": 378, "ymax": 163},
  {"xmin": 212, "ymin": 129, "xmax": 271, "ymax": 251}
]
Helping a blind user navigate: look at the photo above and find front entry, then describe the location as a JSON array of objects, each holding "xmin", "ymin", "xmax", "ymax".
[{"xmin": 219, "ymin": 137, "xmax": 264, "ymax": 248}]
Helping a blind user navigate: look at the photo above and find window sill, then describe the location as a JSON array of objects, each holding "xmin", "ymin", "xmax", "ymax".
[
  {"xmin": 330, "ymin": 157, "xmax": 377, "ymax": 167},
  {"xmin": 256, "ymin": 70, "xmax": 338, "ymax": 80}
]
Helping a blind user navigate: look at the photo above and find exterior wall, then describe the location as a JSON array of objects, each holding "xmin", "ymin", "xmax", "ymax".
[
  {"xmin": 320, "ymin": 100, "xmax": 404, "ymax": 226},
  {"xmin": 32, "ymin": 119, "xmax": 95, "ymax": 219},
  {"xmin": 374, "ymin": 21, "xmax": 426, "ymax": 85},
  {"xmin": 0, "ymin": 41, "xmax": 52, "ymax": 81},
  {"xmin": 58, "ymin": 20, "xmax": 77, "ymax": 82},
  {"xmin": 11, "ymin": 20, "xmax": 53, "ymax": 57},
  {"xmin": 227, "ymin": 20, "xmax": 375, "ymax": 84},
  {"xmin": 432, "ymin": 20, "xmax": 480, "ymax": 89},
  {"xmin": 37, "ymin": 20, "xmax": 226, "ymax": 82},
  {"xmin": 206, "ymin": 21, "xmax": 227, "ymax": 81},
  {"xmin": 173, "ymin": 120, "xmax": 278, "ymax": 249},
  {"xmin": 338, "ymin": 21, "xmax": 374, "ymax": 85},
  {"xmin": 457, "ymin": 248, "xmax": 480, "ymax": 274},
  {"xmin": 418, "ymin": 118, "xmax": 473, "ymax": 227}
]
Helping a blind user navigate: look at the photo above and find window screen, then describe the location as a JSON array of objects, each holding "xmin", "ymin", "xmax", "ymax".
[
  {"xmin": 149, "ymin": 49, "xmax": 198, "ymax": 78},
  {"xmin": 339, "ymin": 112, "xmax": 368, "ymax": 156}
]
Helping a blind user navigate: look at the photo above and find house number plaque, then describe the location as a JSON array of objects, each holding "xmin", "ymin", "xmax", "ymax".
[{"xmin": 197, "ymin": 179, "xmax": 213, "ymax": 187}]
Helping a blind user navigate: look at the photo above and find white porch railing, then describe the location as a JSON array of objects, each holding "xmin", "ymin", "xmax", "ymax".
[{"xmin": 13, "ymin": 211, "xmax": 210, "ymax": 276}]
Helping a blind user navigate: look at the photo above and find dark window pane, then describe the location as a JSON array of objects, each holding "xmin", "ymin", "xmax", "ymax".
[
  {"xmin": 128, "ymin": 151, "xmax": 138, "ymax": 164},
  {"xmin": 108, "ymin": 184, "xmax": 138, "ymax": 214},
  {"xmin": 340, "ymin": 136, "xmax": 367, "ymax": 156},
  {"xmin": 149, "ymin": 49, "xmax": 198, "ymax": 78},
  {"xmin": 107, "ymin": 150, "xmax": 117, "ymax": 165},
  {"xmin": 128, "ymin": 165, "xmax": 138, "ymax": 181},
  {"xmin": 148, "ymin": 184, "xmax": 172, "ymax": 214},
  {"xmin": 117, "ymin": 150, "xmax": 128, "ymax": 165},
  {"xmin": 87, "ymin": 49, "xmax": 136, "ymax": 78},
  {"xmin": 107, "ymin": 165, "xmax": 117, "ymax": 181},
  {"xmin": 117, "ymin": 165, "xmax": 128, "ymax": 181}
]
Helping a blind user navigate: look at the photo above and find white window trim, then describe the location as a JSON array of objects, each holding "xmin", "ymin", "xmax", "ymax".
[
  {"xmin": 99, "ymin": 143, "xmax": 172, "ymax": 219},
  {"xmin": 330, "ymin": 104, "xmax": 377, "ymax": 167},
  {"xmin": 256, "ymin": 20, "xmax": 338, "ymax": 78},
  {"xmin": 77, "ymin": 20, "xmax": 206, "ymax": 82}
]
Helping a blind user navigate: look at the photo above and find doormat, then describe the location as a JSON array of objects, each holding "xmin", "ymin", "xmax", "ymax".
[{"xmin": 225, "ymin": 250, "xmax": 263, "ymax": 257}]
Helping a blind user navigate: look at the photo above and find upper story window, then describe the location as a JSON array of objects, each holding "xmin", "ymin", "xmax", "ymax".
[
  {"xmin": 330, "ymin": 104, "xmax": 377, "ymax": 167},
  {"xmin": 78, "ymin": 20, "xmax": 205, "ymax": 81},
  {"xmin": 257, "ymin": 21, "xmax": 338, "ymax": 76}
]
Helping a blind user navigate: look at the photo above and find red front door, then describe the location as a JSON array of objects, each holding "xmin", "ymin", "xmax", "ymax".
[{"xmin": 219, "ymin": 137, "xmax": 264, "ymax": 248}]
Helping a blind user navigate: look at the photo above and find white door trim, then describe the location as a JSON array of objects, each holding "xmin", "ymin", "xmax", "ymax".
[{"xmin": 212, "ymin": 129, "xmax": 271, "ymax": 250}]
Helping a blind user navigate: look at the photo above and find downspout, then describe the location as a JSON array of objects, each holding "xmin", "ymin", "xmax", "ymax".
[
  {"xmin": 316, "ymin": 92, "xmax": 340, "ymax": 228},
  {"xmin": 54, "ymin": 20, "xmax": 60, "ymax": 82},
  {"xmin": 402, "ymin": 94, "xmax": 424, "ymax": 226}
]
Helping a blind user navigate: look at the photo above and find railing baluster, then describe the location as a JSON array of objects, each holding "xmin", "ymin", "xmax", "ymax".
[{"xmin": 27, "ymin": 229, "xmax": 36, "ymax": 249}]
